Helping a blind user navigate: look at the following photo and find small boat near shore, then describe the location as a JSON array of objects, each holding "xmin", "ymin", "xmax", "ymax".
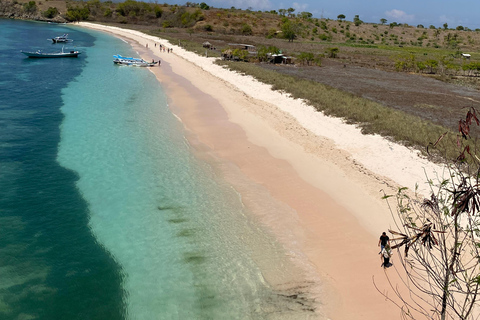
[
  {"xmin": 51, "ymin": 34, "xmax": 72, "ymax": 43},
  {"xmin": 21, "ymin": 48, "xmax": 81, "ymax": 58},
  {"xmin": 113, "ymin": 54, "xmax": 157, "ymax": 67}
]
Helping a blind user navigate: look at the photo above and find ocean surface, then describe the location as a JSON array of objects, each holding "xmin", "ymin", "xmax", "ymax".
[{"xmin": 0, "ymin": 19, "xmax": 316, "ymax": 319}]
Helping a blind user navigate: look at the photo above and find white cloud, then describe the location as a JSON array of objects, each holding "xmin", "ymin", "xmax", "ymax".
[
  {"xmin": 211, "ymin": 0, "xmax": 273, "ymax": 10},
  {"xmin": 438, "ymin": 15, "xmax": 455, "ymax": 26},
  {"xmin": 385, "ymin": 9, "xmax": 415, "ymax": 23},
  {"xmin": 292, "ymin": 2, "xmax": 308, "ymax": 12}
]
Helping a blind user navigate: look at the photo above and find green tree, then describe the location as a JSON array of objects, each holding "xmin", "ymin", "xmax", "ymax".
[
  {"xmin": 116, "ymin": 0, "xmax": 142, "ymax": 17},
  {"xmin": 443, "ymin": 22, "xmax": 448, "ymax": 30},
  {"xmin": 43, "ymin": 7, "xmax": 59, "ymax": 18},
  {"xmin": 154, "ymin": 5, "xmax": 163, "ymax": 18},
  {"xmin": 103, "ymin": 8, "xmax": 112, "ymax": 17},
  {"xmin": 241, "ymin": 24, "xmax": 252, "ymax": 35},
  {"xmin": 424, "ymin": 59, "xmax": 438, "ymax": 73},
  {"xmin": 326, "ymin": 47, "xmax": 339, "ymax": 58},
  {"xmin": 389, "ymin": 22, "xmax": 398, "ymax": 29},
  {"xmin": 380, "ymin": 18, "xmax": 387, "ymax": 25},
  {"xmin": 232, "ymin": 49, "xmax": 249, "ymax": 61},
  {"xmin": 257, "ymin": 45, "xmax": 280, "ymax": 62},
  {"xmin": 199, "ymin": 2, "xmax": 209, "ymax": 10},
  {"xmin": 65, "ymin": 6, "xmax": 90, "ymax": 21},
  {"xmin": 23, "ymin": 1, "xmax": 37, "ymax": 14},
  {"xmin": 299, "ymin": 11, "xmax": 312, "ymax": 19},
  {"xmin": 281, "ymin": 19, "xmax": 299, "ymax": 42},
  {"xmin": 286, "ymin": 7, "xmax": 295, "ymax": 17},
  {"xmin": 297, "ymin": 52, "xmax": 315, "ymax": 65},
  {"xmin": 337, "ymin": 14, "xmax": 345, "ymax": 21},
  {"xmin": 456, "ymin": 25, "xmax": 464, "ymax": 30},
  {"xmin": 353, "ymin": 14, "xmax": 363, "ymax": 26}
]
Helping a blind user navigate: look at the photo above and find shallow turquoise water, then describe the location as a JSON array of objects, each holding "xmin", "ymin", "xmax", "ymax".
[{"xmin": 0, "ymin": 19, "xmax": 317, "ymax": 319}]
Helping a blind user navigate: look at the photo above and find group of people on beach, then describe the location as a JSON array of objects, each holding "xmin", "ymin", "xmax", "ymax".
[
  {"xmin": 151, "ymin": 42, "xmax": 172, "ymax": 53},
  {"xmin": 378, "ymin": 231, "xmax": 392, "ymax": 268},
  {"xmin": 143, "ymin": 42, "xmax": 171, "ymax": 66}
]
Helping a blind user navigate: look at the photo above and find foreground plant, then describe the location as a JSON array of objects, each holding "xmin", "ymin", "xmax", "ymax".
[{"xmin": 376, "ymin": 108, "xmax": 480, "ymax": 320}]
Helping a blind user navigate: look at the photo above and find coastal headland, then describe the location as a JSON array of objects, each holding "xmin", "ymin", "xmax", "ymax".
[{"xmin": 78, "ymin": 22, "xmax": 443, "ymax": 319}]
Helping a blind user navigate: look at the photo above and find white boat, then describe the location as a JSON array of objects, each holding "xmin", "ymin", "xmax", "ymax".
[
  {"xmin": 113, "ymin": 54, "xmax": 157, "ymax": 67},
  {"xmin": 21, "ymin": 47, "xmax": 81, "ymax": 58},
  {"xmin": 51, "ymin": 34, "xmax": 72, "ymax": 43}
]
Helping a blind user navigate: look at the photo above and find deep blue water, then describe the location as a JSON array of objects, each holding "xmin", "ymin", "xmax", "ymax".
[
  {"xmin": 0, "ymin": 19, "xmax": 125, "ymax": 319},
  {"xmin": 0, "ymin": 18, "xmax": 319, "ymax": 320}
]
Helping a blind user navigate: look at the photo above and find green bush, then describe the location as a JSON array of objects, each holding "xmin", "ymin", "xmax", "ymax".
[
  {"xmin": 65, "ymin": 6, "xmax": 90, "ymax": 21},
  {"xmin": 326, "ymin": 47, "xmax": 339, "ymax": 58},
  {"xmin": 23, "ymin": 1, "xmax": 37, "ymax": 14},
  {"xmin": 103, "ymin": 8, "xmax": 112, "ymax": 17},
  {"xmin": 241, "ymin": 24, "xmax": 252, "ymax": 35},
  {"xmin": 154, "ymin": 6, "xmax": 163, "ymax": 18},
  {"xmin": 266, "ymin": 28, "xmax": 277, "ymax": 39},
  {"xmin": 43, "ymin": 6, "xmax": 59, "ymax": 18},
  {"xmin": 256, "ymin": 45, "xmax": 280, "ymax": 62},
  {"xmin": 297, "ymin": 52, "xmax": 315, "ymax": 65},
  {"xmin": 232, "ymin": 49, "xmax": 249, "ymax": 61}
]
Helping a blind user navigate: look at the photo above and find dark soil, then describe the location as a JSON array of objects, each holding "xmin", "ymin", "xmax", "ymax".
[{"xmin": 258, "ymin": 59, "xmax": 480, "ymax": 134}]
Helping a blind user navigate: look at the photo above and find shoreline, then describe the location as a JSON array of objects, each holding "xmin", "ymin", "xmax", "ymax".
[{"xmin": 77, "ymin": 22, "xmax": 440, "ymax": 319}]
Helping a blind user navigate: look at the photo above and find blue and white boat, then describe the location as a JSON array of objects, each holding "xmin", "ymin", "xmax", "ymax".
[{"xmin": 113, "ymin": 54, "xmax": 157, "ymax": 67}]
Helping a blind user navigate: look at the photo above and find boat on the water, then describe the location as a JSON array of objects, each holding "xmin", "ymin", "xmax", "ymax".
[
  {"xmin": 113, "ymin": 54, "xmax": 157, "ymax": 67},
  {"xmin": 21, "ymin": 48, "xmax": 81, "ymax": 58},
  {"xmin": 51, "ymin": 34, "xmax": 72, "ymax": 43}
]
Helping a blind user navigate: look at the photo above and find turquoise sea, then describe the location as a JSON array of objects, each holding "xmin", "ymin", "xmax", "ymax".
[{"xmin": 0, "ymin": 19, "xmax": 318, "ymax": 319}]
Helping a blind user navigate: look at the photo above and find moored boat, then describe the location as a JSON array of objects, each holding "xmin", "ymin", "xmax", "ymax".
[
  {"xmin": 113, "ymin": 54, "xmax": 157, "ymax": 67},
  {"xmin": 51, "ymin": 34, "xmax": 72, "ymax": 43},
  {"xmin": 21, "ymin": 48, "xmax": 81, "ymax": 58}
]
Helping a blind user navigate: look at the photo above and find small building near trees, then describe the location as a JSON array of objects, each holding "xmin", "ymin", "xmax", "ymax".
[
  {"xmin": 268, "ymin": 53, "xmax": 294, "ymax": 64},
  {"xmin": 227, "ymin": 43, "xmax": 257, "ymax": 55}
]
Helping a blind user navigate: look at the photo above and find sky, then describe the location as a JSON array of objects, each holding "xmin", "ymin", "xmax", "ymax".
[{"xmin": 161, "ymin": 0, "xmax": 480, "ymax": 30}]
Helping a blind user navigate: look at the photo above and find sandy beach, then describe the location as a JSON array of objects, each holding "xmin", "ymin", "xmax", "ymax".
[{"xmin": 78, "ymin": 22, "xmax": 444, "ymax": 319}]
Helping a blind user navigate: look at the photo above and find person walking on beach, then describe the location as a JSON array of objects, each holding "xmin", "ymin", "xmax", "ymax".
[
  {"xmin": 378, "ymin": 231, "xmax": 390, "ymax": 253},
  {"xmin": 381, "ymin": 245, "xmax": 392, "ymax": 268}
]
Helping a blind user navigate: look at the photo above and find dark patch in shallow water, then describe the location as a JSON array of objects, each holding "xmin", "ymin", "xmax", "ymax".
[
  {"xmin": 183, "ymin": 252, "xmax": 206, "ymax": 264},
  {"xmin": 168, "ymin": 218, "xmax": 188, "ymax": 223},
  {"xmin": 177, "ymin": 228, "xmax": 196, "ymax": 237}
]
